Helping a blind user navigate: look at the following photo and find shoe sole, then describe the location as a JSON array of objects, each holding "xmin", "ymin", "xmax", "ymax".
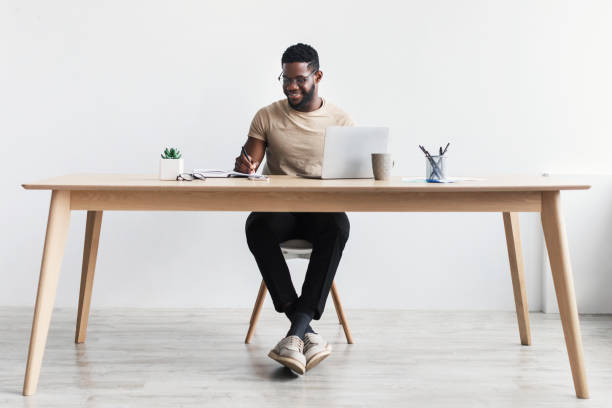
[
  {"xmin": 306, "ymin": 344, "xmax": 332, "ymax": 371},
  {"xmin": 268, "ymin": 350, "xmax": 306, "ymax": 375}
]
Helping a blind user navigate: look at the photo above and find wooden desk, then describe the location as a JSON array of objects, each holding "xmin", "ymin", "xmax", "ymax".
[{"xmin": 21, "ymin": 174, "xmax": 591, "ymax": 398}]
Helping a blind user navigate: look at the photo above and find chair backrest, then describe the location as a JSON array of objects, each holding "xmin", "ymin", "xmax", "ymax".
[{"xmin": 280, "ymin": 239, "xmax": 312, "ymax": 260}]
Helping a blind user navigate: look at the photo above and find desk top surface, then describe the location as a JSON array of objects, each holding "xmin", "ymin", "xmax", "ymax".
[{"xmin": 22, "ymin": 174, "xmax": 591, "ymax": 192}]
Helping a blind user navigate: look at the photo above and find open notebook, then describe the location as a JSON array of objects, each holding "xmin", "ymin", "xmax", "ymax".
[{"xmin": 192, "ymin": 169, "xmax": 268, "ymax": 180}]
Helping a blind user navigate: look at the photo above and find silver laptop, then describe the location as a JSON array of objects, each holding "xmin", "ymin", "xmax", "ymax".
[{"xmin": 298, "ymin": 126, "xmax": 390, "ymax": 179}]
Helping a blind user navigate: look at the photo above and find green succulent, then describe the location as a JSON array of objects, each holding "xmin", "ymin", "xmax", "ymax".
[{"xmin": 161, "ymin": 147, "xmax": 182, "ymax": 159}]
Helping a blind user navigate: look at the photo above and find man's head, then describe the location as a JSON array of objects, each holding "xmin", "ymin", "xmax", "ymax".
[{"xmin": 280, "ymin": 43, "xmax": 323, "ymax": 110}]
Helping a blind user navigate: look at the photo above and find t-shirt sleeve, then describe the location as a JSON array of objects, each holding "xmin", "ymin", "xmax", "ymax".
[
  {"xmin": 336, "ymin": 109, "xmax": 355, "ymax": 126},
  {"xmin": 342, "ymin": 115, "xmax": 355, "ymax": 126},
  {"xmin": 247, "ymin": 108, "xmax": 268, "ymax": 142}
]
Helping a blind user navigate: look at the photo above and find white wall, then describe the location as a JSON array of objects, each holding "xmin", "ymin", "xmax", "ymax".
[
  {"xmin": 542, "ymin": 175, "xmax": 612, "ymax": 314},
  {"xmin": 1, "ymin": 1, "xmax": 611, "ymax": 312}
]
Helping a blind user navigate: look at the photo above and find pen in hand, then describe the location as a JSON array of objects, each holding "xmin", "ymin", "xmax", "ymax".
[
  {"xmin": 241, "ymin": 145, "xmax": 252, "ymax": 165},
  {"xmin": 240, "ymin": 145, "xmax": 256, "ymax": 174}
]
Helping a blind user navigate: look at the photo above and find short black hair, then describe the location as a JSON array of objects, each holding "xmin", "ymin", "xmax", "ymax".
[{"xmin": 281, "ymin": 43, "xmax": 319, "ymax": 72}]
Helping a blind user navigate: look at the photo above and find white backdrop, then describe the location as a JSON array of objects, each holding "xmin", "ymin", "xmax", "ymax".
[{"xmin": 1, "ymin": 1, "xmax": 611, "ymax": 312}]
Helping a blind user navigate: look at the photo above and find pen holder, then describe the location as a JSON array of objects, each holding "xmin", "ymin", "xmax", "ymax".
[{"xmin": 425, "ymin": 155, "xmax": 446, "ymax": 182}]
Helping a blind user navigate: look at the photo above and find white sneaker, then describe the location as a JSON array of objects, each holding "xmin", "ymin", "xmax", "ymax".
[
  {"xmin": 304, "ymin": 332, "xmax": 332, "ymax": 371},
  {"xmin": 268, "ymin": 335, "xmax": 306, "ymax": 375}
]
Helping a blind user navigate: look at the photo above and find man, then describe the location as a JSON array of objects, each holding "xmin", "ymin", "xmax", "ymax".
[{"xmin": 234, "ymin": 43, "xmax": 353, "ymax": 375}]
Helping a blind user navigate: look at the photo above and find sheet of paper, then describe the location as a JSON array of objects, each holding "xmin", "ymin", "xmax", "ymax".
[{"xmin": 192, "ymin": 169, "xmax": 268, "ymax": 179}]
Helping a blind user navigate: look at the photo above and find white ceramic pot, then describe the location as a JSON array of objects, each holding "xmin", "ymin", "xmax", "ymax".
[{"xmin": 159, "ymin": 158, "xmax": 184, "ymax": 180}]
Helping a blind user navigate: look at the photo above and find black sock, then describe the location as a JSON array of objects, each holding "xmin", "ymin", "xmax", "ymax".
[
  {"xmin": 284, "ymin": 310, "xmax": 315, "ymax": 335},
  {"xmin": 286, "ymin": 311, "xmax": 314, "ymax": 339}
]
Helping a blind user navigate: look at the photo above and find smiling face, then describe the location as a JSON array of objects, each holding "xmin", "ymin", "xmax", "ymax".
[{"xmin": 281, "ymin": 62, "xmax": 323, "ymax": 111}]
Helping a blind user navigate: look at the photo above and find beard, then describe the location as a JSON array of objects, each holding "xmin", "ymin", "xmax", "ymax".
[{"xmin": 285, "ymin": 85, "xmax": 316, "ymax": 110}]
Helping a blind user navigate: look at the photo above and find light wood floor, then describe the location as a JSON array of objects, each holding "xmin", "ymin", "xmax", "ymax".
[{"xmin": 1, "ymin": 308, "xmax": 611, "ymax": 407}]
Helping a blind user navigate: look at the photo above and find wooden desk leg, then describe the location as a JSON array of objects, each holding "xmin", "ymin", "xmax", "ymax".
[
  {"xmin": 23, "ymin": 191, "xmax": 71, "ymax": 396},
  {"xmin": 502, "ymin": 212, "xmax": 531, "ymax": 346},
  {"xmin": 75, "ymin": 211, "xmax": 103, "ymax": 343},
  {"xmin": 541, "ymin": 191, "xmax": 589, "ymax": 399}
]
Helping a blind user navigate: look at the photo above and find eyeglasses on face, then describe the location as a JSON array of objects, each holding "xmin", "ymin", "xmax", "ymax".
[{"xmin": 277, "ymin": 69, "xmax": 319, "ymax": 86}]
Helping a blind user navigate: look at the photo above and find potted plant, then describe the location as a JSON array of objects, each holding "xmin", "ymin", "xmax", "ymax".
[{"xmin": 159, "ymin": 147, "xmax": 184, "ymax": 180}]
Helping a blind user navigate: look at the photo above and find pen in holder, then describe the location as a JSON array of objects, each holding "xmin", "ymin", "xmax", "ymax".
[
  {"xmin": 419, "ymin": 143, "xmax": 449, "ymax": 182},
  {"xmin": 425, "ymin": 155, "xmax": 447, "ymax": 182}
]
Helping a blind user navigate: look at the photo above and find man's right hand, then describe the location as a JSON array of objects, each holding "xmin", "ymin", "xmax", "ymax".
[
  {"xmin": 234, "ymin": 152, "xmax": 259, "ymax": 174},
  {"xmin": 234, "ymin": 137, "xmax": 266, "ymax": 174}
]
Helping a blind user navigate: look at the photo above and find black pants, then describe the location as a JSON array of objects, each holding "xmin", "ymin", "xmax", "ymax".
[{"xmin": 245, "ymin": 212, "xmax": 350, "ymax": 320}]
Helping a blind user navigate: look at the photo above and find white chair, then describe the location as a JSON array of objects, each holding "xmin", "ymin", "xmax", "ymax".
[{"xmin": 244, "ymin": 239, "xmax": 354, "ymax": 344}]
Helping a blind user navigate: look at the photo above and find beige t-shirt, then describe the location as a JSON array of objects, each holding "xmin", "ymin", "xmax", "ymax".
[{"xmin": 247, "ymin": 98, "xmax": 354, "ymax": 177}]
